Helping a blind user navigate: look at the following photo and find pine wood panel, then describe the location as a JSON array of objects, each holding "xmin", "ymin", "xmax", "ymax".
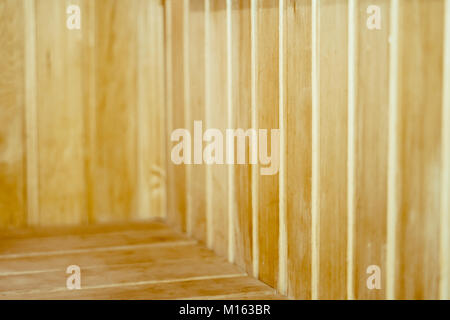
[
  {"xmin": 353, "ymin": 0, "xmax": 390, "ymax": 300},
  {"xmin": 35, "ymin": 0, "xmax": 87, "ymax": 226},
  {"xmin": 166, "ymin": 0, "xmax": 187, "ymax": 231},
  {"xmin": 0, "ymin": 0, "xmax": 27, "ymax": 228},
  {"xmin": 231, "ymin": 0, "xmax": 253, "ymax": 275},
  {"xmin": 187, "ymin": 0, "xmax": 207, "ymax": 242},
  {"xmin": 137, "ymin": 0, "xmax": 167, "ymax": 219},
  {"xmin": 207, "ymin": 0, "xmax": 229, "ymax": 256},
  {"xmin": 256, "ymin": 0, "xmax": 279, "ymax": 289},
  {"xmin": 92, "ymin": 0, "xmax": 139, "ymax": 223},
  {"xmin": 0, "ymin": 222, "xmax": 282, "ymax": 300},
  {"xmin": 285, "ymin": 0, "xmax": 312, "ymax": 300},
  {"xmin": 318, "ymin": 0, "xmax": 348, "ymax": 299},
  {"xmin": 4, "ymin": 276, "xmax": 275, "ymax": 300},
  {"xmin": 395, "ymin": 0, "xmax": 444, "ymax": 300}
]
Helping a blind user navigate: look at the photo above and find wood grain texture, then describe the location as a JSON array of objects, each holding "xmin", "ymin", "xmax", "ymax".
[
  {"xmin": 395, "ymin": 0, "xmax": 444, "ymax": 300},
  {"xmin": 166, "ymin": 0, "xmax": 187, "ymax": 232},
  {"xmin": 256, "ymin": 0, "xmax": 279, "ymax": 289},
  {"xmin": 231, "ymin": 0, "xmax": 253, "ymax": 276},
  {"xmin": 353, "ymin": 0, "xmax": 390, "ymax": 300},
  {"xmin": 318, "ymin": 0, "xmax": 348, "ymax": 299},
  {"xmin": 0, "ymin": 0, "xmax": 27, "ymax": 228},
  {"xmin": 137, "ymin": 0, "xmax": 167, "ymax": 220},
  {"xmin": 0, "ymin": 222, "xmax": 283, "ymax": 300},
  {"xmin": 35, "ymin": 0, "xmax": 87, "ymax": 226},
  {"xmin": 207, "ymin": 0, "xmax": 229, "ymax": 257},
  {"xmin": 93, "ymin": 0, "xmax": 139, "ymax": 223},
  {"xmin": 285, "ymin": 0, "xmax": 312, "ymax": 300},
  {"xmin": 187, "ymin": 0, "xmax": 207, "ymax": 242}
]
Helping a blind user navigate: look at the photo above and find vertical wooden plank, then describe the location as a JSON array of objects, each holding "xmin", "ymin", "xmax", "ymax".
[
  {"xmin": 442, "ymin": 0, "xmax": 450, "ymax": 300},
  {"xmin": 353, "ymin": 0, "xmax": 390, "ymax": 300},
  {"xmin": 187, "ymin": 0, "xmax": 207, "ymax": 242},
  {"xmin": 206, "ymin": 0, "xmax": 228, "ymax": 257},
  {"xmin": 137, "ymin": 0, "xmax": 167, "ymax": 220},
  {"xmin": 396, "ymin": 0, "xmax": 444, "ymax": 300},
  {"xmin": 166, "ymin": 0, "xmax": 187, "ymax": 231},
  {"xmin": 256, "ymin": 0, "xmax": 279, "ymax": 289},
  {"xmin": 231, "ymin": 0, "xmax": 253, "ymax": 274},
  {"xmin": 81, "ymin": 0, "xmax": 96, "ymax": 224},
  {"xmin": 93, "ymin": 0, "xmax": 138, "ymax": 223},
  {"xmin": 285, "ymin": 0, "xmax": 312, "ymax": 300},
  {"xmin": 318, "ymin": 0, "xmax": 348, "ymax": 299},
  {"xmin": 35, "ymin": 0, "xmax": 87, "ymax": 226},
  {"xmin": 0, "ymin": 0, "xmax": 27, "ymax": 228}
]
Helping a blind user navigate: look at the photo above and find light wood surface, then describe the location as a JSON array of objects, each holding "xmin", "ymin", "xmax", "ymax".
[
  {"xmin": 231, "ymin": 0, "xmax": 254, "ymax": 277},
  {"xmin": 256, "ymin": 0, "xmax": 279, "ymax": 290},
  {"xmin": 187, "ymin": 0, "xmax": 207, "ymax": 242},
  {"xmin": 395, "ymin": 0, "xmax": 444, "ymax": 300},
  {"xmin": 0, "ymin": 222, "xmax": 283, "ymax": 300},
  {"xmin": 0, "ymin": 0, "xmax": 27, "ymax": 228},
  {"xmin": 354, "ymin": 0, "xmax": 390, "ymax": 300},
  {"xmin": 285, "ymin": 0, "xmax": 312, "ymax": 300}
]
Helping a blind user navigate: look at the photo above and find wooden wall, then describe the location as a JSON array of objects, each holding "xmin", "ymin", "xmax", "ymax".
[
  {"xmin": 0, "ymin": 0, "xmax": 166, "ymax": 228},
  {"xmin": 165, "ymin": 0, "xmax": 450, "ymax": 300}
]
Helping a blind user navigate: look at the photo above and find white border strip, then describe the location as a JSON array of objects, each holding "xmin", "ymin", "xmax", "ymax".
[{"xmin": 387, "ymin": 0, "xmax": 399, "ymax": 301}]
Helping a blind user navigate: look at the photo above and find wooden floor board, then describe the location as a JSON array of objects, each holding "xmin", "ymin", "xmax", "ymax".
[{"xmin": 0, "ymin": 222, "xmax": 285, "ymax": 300}]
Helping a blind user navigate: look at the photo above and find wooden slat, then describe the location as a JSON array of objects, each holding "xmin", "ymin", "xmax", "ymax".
[
  {"xmin": 207, "ymin": 0, "xmax": 229, "ymax": 257},
  {"xmin": 395, "ymin": 0, "xmax": 444, "ymax": 300},
  {"xmin": 137, "ymin": 0, "xmax": 167, "ymax": 220},
  {"xmin": 285, "ymin": 0, "xmax": 312, "ymax": 300},
  {"xmin": 0, "ymin": 0, "xmax": 27, "ymax": 228},
  {"xmin": 166, "ymin": 0, "xmax": 187, "ymax": 232},
  {"xmin": 35, "ymin": 0, "xmax": 87, "ymax": 226},
  {"xmin": 92, "ymin": 0, "xmax": 138, "ymax": 223},
  {"xmin": 353, "ymin": 0, "xmax": 390, "ymax": 300},
  {"xmin": 231, "ymin": 0, "xmax": 253, "ymax": 275},
  {"xmin": 0, "ymin": 244, "xmax": 211, "ymax": 274},
  {"xmin": 187, "ymin": 0, "xmax": 207, "ymax": 242},
  {"xmin": 256, "ymin": 0, "xmax": 279, "ymax": 289},
  {"xmin": 0, "ymin": 227, "xmax": 190, "ymax": 257},
  {"xmin": 0, "ymin": 256, "xmax": 242, "ymax": 293},
  {"xmin": 4, "ymin": 276, "xmax": 273, "ymax": 300},
  {"xmin": 318, "ymin": 0, "xmax": 348, "ymax": 299}
]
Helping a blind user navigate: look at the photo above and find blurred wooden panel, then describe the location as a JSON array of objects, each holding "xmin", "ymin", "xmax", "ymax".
[
  {"xmin": 256, "ymin": 0, "xmax": 279, "ymax": 289},
  {"xmin": 166, "ymin": 0, "xmax": 187, "ymax": 231},
  {"xmin": 231, "ymin": 0, "xmax": 253, "ymax": 275},
  {"xmin": 353, "ymin": 0, "xmax": 389, "ymax": 300},
  {"xmin": 395, "ymin": 0, "xmax": 444, "ymax": 300},
  {"xmin": 318, "ymin": 0, "xmax": 348, "ymax": 299},
  {"xmin": 35, "ymin": 0, "xmax": 87, "ymax": 226},
  {"xmin": 187, "ymin": 0, "xmax": 207, "ymax": 242},
  {"xmin": 285, "ymin": 0, "xmax": 312, "ymax": 300},
  {"xmin": 81, "ymin": 0, "xmax": 96, "ymax": 224},
  {"xmin": 137, "ymin": 0, "xmax": 167, "ymax": 219},
  {"xmin": 5, "ymin": 276, "xmax": 273, "ymax": 300},
  {"xmin": 207, "ymin": 0, "xmax": 228, "ymax": 256},
  {"xmin": 0, "ymin": 0, "xmax": 26, "ymax": 228},
  {"xmin": 93, "ymin": 0, "xmax": 139, "ymax": 223}
]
